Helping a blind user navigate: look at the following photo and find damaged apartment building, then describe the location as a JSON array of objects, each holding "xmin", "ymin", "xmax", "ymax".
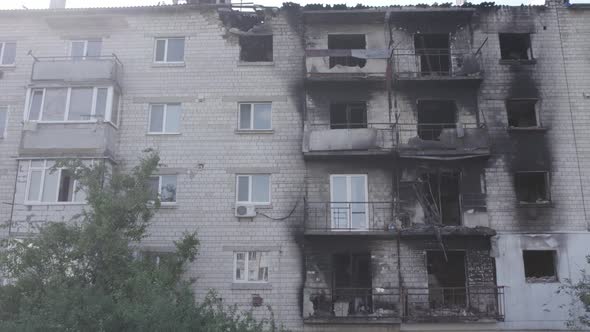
[{"xmin": 0, "ymin": 0, "xmax": 589, "ymax": 331}]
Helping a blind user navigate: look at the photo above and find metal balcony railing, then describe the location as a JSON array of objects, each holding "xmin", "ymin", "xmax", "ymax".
[
  {"xmin": 402, "ymin": 286, "xmax": 505, "ymax": 322},
  {"xmin": 304, "ymin": 201, "xmax": 395, "ymax": 233},
  {"xmin": 392, "ymin": 49, "xmax": 482, "ymax": 80},
  {"xmin": 305, "ymin": 287, "xmax": 400, "ymax": 320}
]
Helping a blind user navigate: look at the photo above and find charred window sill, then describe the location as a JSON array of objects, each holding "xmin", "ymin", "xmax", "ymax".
[
  {"xmin": 517, "ymin": 202, "xmax": 553, "ymax": 208},
  {"xmin": 508, "ymin": 127, "xmax": 548, "ymax": 132},
  {"xmin": 237, "ymin": 61, "xmax": 274, "ymax": 67},
  {"xmin": 235, "ymin": 129, "xmax": 274, "ymax": 134},
  {"xmin": 499, "ymin": 59, "xmax": 537, "ymax": 65},
  {"xmin": 231, "ymin": 282, "xmax": 272, "ymax": 290}
]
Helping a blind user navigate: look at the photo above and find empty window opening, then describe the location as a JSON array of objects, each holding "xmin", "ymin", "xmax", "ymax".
[
  {"xmin": 417, "ymin": 100, "xmax": 456, "ymax": 141},
  {"xmin": 507, "ymin": 100, "xmax": 539, "ymax": 128},
  {"xmin": 515, "ymin": 172, "xmax": 549, "ymax": 204},
  {"xmin": 328, "ymin": 34, "xmax": 366, "ymax": 68},
  {"xmin": 427, "ymin": 251, "xmax": 467, "ymax": 307},
  {"xmin": 330, "ymin": 102, "xmax": 367, "ymax": 129},
  {"xmin": 419, "ymin": 171, "xmax": 461, "ymax": 226},
  {"xmin": 499, "ymin": 33, "xmax": 532, "ymax": 60},
  {"xmin": 239, "ymin": 35, "xmax": 273, "ymax": 62},
  {"xmin": 414, "ymin": 34, "xmax": 450, "ymax": 75},
  {"xmin": 523, "ymin": 250, "xmax": 557, "ymax": 283},
  {"xmin": 333, "ymin": 252, "xmax": 372, "ymax": 316}
]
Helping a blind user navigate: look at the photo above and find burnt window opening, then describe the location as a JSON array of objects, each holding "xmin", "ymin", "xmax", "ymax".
[
  {"xmin": 330, "ymin": 102, "xmax": 367, "ymax": 129},
  {"xmin": 239, "ymin": 35, "xmax": 273, "ymax": 62},
  {"xmin": 427, "ymin": 251, "xmax": 467, "ymax": 307},
  {"xmin": 332, "ymin": 253, "xmax": 372, "ymax": 316},
  {"xmin": 507, "ymin": 99, "xmax": 539, "ymax": 128},
  {"xmin": 414, "ymin": 33, "xmax": 450, "ymax": 76},
  {"xmin": 419, "ymin": 171, "xmax": 462, "ymax": 226},
  {"xmin": 328, "ymin": 34, "xmax": 366, "ymax": 69},
  {"xmin": 499, "ymin": 33, "xmax": 533, "ymax": 60},
  {"xmin": 523, "ymin": 250, "xmax": 557, "ymax": 283},
  {"xmin": 417, "ymin": 100, "xmax": 456, "ymax": 141},
  {"xmin": 515, "ymin": 171, "xmax": 550, "ymax": 204}
]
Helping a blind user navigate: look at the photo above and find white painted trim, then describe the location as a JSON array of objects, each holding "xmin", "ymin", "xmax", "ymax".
[
  {"xmin": 153, "ymin": 37, "xmax": 185, "ymax": 64},
  {"xmin": 329, "ymin": 174, "xmax": 369, "ymax": 230},
  {"xmin": 237, "ymin": 102, "xmax": 272, "ymax": 131},
  {"xmin": 235, "ymin": 174, "xmax": 271, "ymax": 205},
  {"xmin": 233, "ymin": 251, "xmax": 269, "ymax": 283}
]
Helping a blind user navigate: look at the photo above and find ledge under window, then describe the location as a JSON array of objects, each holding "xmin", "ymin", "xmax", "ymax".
[
  {"xmin": 237, "ymin": 61, "xmax": 274, "ymax": 67},
  {"xmin": 517, "ymin": 201, "xmax": 553, "ymax": 208},
  {"xmin": 151, "ymin": 62, "xmax": 186, "ymax": 68},
  {"xmin": 146, "ymin": 132, "xmax": 182, "ymax": 136},
  {"xmin": 25, "ymin": 202, "xmax": 86, "ymax": 206},
  {"xmin": 508, "ymin": 127, "xmax": 548, "ymax": 132},
  {"xmin": 499, "ymin": 59, "xmax": 537, "ymax": 65},
  {"xmin": 0, "ymin": 65, "xmax": 16, "ymax": 71},
  {"xmin": 231, "ymin": 282, "xmax": 272, "ymax": 290},
  {"xmin": 235, "ymin": 129, "xmax": 274, "ymax": 134}
]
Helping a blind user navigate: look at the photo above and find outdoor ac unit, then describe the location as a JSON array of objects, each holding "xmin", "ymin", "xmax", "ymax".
[{"xmin": 235, "ymin": 204, "xmax": 256, "ymax": 218}]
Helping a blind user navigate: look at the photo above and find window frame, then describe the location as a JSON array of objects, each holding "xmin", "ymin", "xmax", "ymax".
[
  {"xmin": 498, "ymin": 33, "xmax": 534, "ymax": 61},
  {"xmin": 506, "ymin": 98, "xmax": 541, "ymax": 129},
  {"xmin": 235, "ymin": 174, "xmax": 271, "ymax": 205},
  {"xmin": 522, "ymin": 250, "xmax": 558, "ymax": 283},
  {"xmin": 237, "ymin": 102, "xmax": 272, "ymax": 131},
  {"xmin": 24, "ymin": 86, "xmax": 117, "ymax": 124},
  {"xmin": 24, "ymin": 160, "xmax": 86, "ymax": 205},
  {"xmin": 147, "ymin": 103, "xmax": 182, "ymax": 135},
  {"xmin": 0, "ymin": 106, "xmax": 8, "ymax": 139},
  {"xmin": 68, "ymin": 39, "xmax": 101, "ymax": 59},
  {"xmin": 149, "ymin": 174, "xmax": 178, "ymax": 205},
  {"xmin": 233, "ymin": 251, "xmax": 269, "ymax": 283},
  {"xmin": 153, "ymin": 37, "xmax": 185, "ymax": 64},
  {"xmin": 329, "ymin": 174, "xmax": 369, "ymax": 230},
  {"xmin": 514, "ymin": 171, "xmax": 551, "ymax": 205},
  {"xmin": 0, "ymin": 41, "xmax": 16, "ymax": 66}
]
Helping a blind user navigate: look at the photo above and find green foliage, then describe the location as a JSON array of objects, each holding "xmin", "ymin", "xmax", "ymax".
[
  {"xmin": 0, "ymin": 152, "xmax": 288, "ymax": 332},
  {"xmin": 559, "ymin": 256, "xmax": 590, "ymax": 329}
]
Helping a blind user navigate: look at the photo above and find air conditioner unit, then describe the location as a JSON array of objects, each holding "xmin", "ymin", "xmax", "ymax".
[{"xmin": 235, "ymin": 204, "xmax": 256, "ymax": 218}]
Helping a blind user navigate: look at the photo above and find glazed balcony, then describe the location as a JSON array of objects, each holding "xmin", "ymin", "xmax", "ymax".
[
  {"xmin": 31, "ymin": 55, "xmax": 122, "ymax": 85},
  {"xmin": 392, "ymin": 49, "xmax": 483, "ymax": 83},
  {"xmin": 304, "ymin": 201, "xmax": 395, "ymax": 236},
  {"xmin": 305, "ymin": 49, "xmax": 388, "ymax": 82}
]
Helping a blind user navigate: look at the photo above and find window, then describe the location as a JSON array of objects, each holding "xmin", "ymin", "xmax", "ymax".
[
  {"xmin": 523, "ymin": 250, "xmax": 557, "ymax": 283},
  {"xmin": 507, "ymin": 99, "xmax": 539, "ymax": 128},
  {"xmin": 499, "ymin": 33, "xmax": 533, "ymax": 60},
  {"xmin": 236, "ymin": 174, "xmax": 270, "ymax": 204},
  {"xmin": 417, "ymin": 100, "xmax": 456, "ymax": 141},
  {"xmin": 140, "ymin": 251, "xmax": 173, "ymax": 268},
  {"xmin": 0, "ymin": 42, "xmax": 16, "ymax": 66},
  {"xmin": 419, "ymin": 172, "xmax": 461, "ymax": 226},
  {"xmin": 25, "ymin": 160, "xmax": 86, "ymax": 204},
  {"xmin": 414, "ymin": 34, "xmax": 450, "ymax": 75},
  {"xmin": 238, "ymin": 103, "xmax": 271, "ymax": 130},
  {"xmin": 234, "ymin": 251, "xmax": 269, "ymax": 283},
  {"xmin": 330, "ymin": 174, "xmax": 368, "ymax": 230},
  {"xmin": 148, "ymin": 175, "xmax": 177, "ymax": 203},
  {"xmin": 328, "ymin": 34, "xmax": 366, "ymax": 68},
  {"xmin": 69, "ymin": 39, "xmax": 101, "ymax": 59},
  {"xmin": 0, "ymin": 106, "xmax": 7, "ymax": 138},
  {"xmin": 154, "ymin": 38, "xmax": 185, "ymax": 63},
  {"xmin": 239, "ymin": 35, "xmax": 273, "ymax": 62},
  {"xmin": 515, "ymin": 171, "xmax": 550, "ymax": 204},
  {"xmin": 329, "ymin": 102, "xmax": 367, "ymax": 129},
  {"xmin": 26, "ymin": 87, "xmax": 118, "ymax": 123},
  {"xmin": 148, "ymin": 104, "xmax": 181, "ymax": 134}
]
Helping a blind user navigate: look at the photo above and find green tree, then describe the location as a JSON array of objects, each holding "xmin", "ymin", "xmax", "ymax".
[
  {"xmin": 0, "ymin": 151, "xmax": 287, "ymax": 332},
  {"xmin": 559, "ymin": 256, "xmax": 590, "ymax": 330}
]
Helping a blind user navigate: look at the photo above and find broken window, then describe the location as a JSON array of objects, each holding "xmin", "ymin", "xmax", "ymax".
[
  {"xmin": 26, "ymin": 160, "xmax": 86, "ymax": 203},
  {"xmin": 419, "ymin": 171, "xmax": 461, "ymax": 226},
  {"xmin": 148, "ymin": 175, "xmax": 177, "ymax": 203},
  {"xmin": 523, "ymin": 250, "xmax": 557, "ymax": 283},
  {"xmin": 0, "ymin": 41, "xmax": 16, "ymax": 65},
  {"xmin": 499, "ymin": 33, "xmax": 533, "ymax": 60},
  {"xmin": 514, "ymin": 171, "xmax": 550, "ymax": 204},
  {"xmin": 330, "ymin": 102, "xmax": 367, "ymax": 129},
  {"xmin": 69, "ymin": 39, "xmax": 101, "ymax": 59},
  {"xmin": 417, "ymin": 100, "xmax": 456, "ymax": 140},
  {"xmin": 239, "ymin": 35, "xmax": 273, "ymax": 62},
  {"xmin": 506, "ymin": 99, "xmax": 539, "ymax": 128},
  {"xmin": 154, "ymin": 37, "xmax": 185, "ymax": 63},
  {"xmin": 414, "ymin": 34, "xmax": 450, "ymax": 75},
  {"xmin": 238, "ymin": 102, "xmax": 272, "ymax": 130},
  {"xmin": 328, "ymin": 34, "xmax": 366, "ymax": 68},
  {"xmin": 149, "ymin": 103, "xmax": 181, "ymax": 134},
  {"xmin": 234, "ymin": 251, "xmax": 269, "ymax": 282},
  {"xmin": 333, "ymin": 253, "xmax": 372, "ymax": 316},
  {"xmin": 427, "ymin": 251, "xmax": 466, "ymax": 307},
  {"xmin": 236, "ymin": 174, "xmax": 270, "ymax": 204}
]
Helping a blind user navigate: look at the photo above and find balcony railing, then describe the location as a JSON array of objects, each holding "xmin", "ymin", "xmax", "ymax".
[
  {"xmin": 305, "ymin": 49, "xmax": 389, "ymax": 81},
  {"xmin": 392, "ymin": 49, "xmax": 482, "ymax": 80},
  {"xmin": 303, "ymin": 122, "xmax": 395, "ymax": 156},
  {"xmin": 304, "ymin": 201, "xmax": 394, "ymax": 234},
  {"xmin": 31, "ymin": 55, "xmax": 122, "ymax": 84},
  {"xmin": 402, "ymin": 286, "xmax": 505, "ymax": 322},
  {"xmin": 304, "ymin": 287, "xmax": 400, "ymax": 321},
  {"xmin": 396, "ymin": 123, "xmax": 490, "ymax": 157}
]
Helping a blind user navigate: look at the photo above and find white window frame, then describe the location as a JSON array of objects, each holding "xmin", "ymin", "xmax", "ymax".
[
  {"xmin": 329, "ymin": 174, "xmax": 369, "ymax": 230},
  {"xmin": 153, "ymin": 37, "xmax": 185, "ymax": 64},
  {"xmin": 24, "ymin": 160, "xmax": 86, "ymax": 205},
  {"xmin": 238, "ymin": 102, "xmax": 272, "ymax": 131},
  {"xmin": 149, "ymin": 175, "xmax": 178, "ymax": 204},
  {"xmin": 147, "ymin": 103, "xmax": 181, "ymax": 134},
  {"xmin": 236, "ymin": 174, "xmax": 271, "ymax": 205},
  {"xmin": 24, "ymin": 86, "xmax": 116, "ymax": 124},
  {"xmin": 68, "ymin": 39, "xmax": 100, "ymax": 59},
  {"xmin": 0, "ymin": 106, "xmax": 8, "ymax": 139},
  {"xmin": 0, "ymin": 41, "xmax": 16, "ymax": 66},
  {"xmin": 233, "ymin": 251, "xmax": 269, "ymax": 283}
]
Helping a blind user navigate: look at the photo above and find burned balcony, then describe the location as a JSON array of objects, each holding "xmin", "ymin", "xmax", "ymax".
[
  {"xmin": 304, "ymin": 201, "xmax": 394, "ymax": 236},
  {"xmin": 392, "ymin": 49, "xmax": 483, "ymax": 82},
  {"xmin": 303, "ymin": 123, "xmax": 395, "ymax": 158},
  {"xmin": 31, "ymin": 55, "xmax": 122, "ymax": 85},
  {"xmin": 305, "ymin": 49, "xmax": 388, "ymax": 82},
  {"xmin": 397, "ymin": 123, "xmax": 490, "ymax": 158},
  {"xmin": 402, "ymin": 286, "xmax": 505, "ymax": 322}
]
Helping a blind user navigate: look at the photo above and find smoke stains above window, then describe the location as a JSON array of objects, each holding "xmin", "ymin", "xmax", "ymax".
[
  {"xmin": 499, "ymin": 33, "xmax": 533, "ymax": 61},
  {"xmin": 239, "ymin": 35, "xmax": 273, "ymax": 62},
  {"xmin": 523, "ymin": 250, "xmax": 557, "ymax": 283},
  {"xmin": 507, "ymin": 99, "xmax": 539, "ymax": 128}
]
